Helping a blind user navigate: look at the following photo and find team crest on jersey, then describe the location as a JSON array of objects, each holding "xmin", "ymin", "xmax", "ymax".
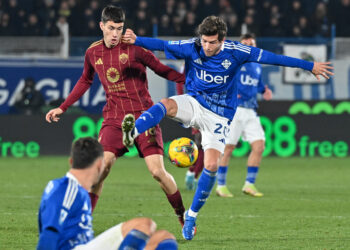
[
  {"xmin": 221, "ymin": 59, "xmax": 231, "ymax": 69},
  {"xmin": 194, "ymin": 58, "xmax": 202, "ymax": 65},
  {"xmin": 106, "ymin": 67, "xmax": 120, "ymax": 83},
  {"xmin": 119, "ymin": 53, "xmax": 128, "ymax": 64}
]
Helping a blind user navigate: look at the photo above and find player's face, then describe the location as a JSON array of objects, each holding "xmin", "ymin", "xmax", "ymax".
[
  {"xmin": 201, "ymin": 34, "xmax": 224, "ymax": 57},
  {"xmin": 100, "ymin": 21, "xmax": 124, "ymax": 48},
  {"xmin": 241, "ymin": 38, "xmax": 256, "ymax": 47}
]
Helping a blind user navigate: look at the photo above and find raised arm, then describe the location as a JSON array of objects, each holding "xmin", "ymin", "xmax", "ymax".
[
  {"xmin": 123, "ymin": 29, "xmax": 191, "ymax": 59},
  {"xmin": 123, "ymin": 29, "xmax": 166, "ymax": 51},
  {"xmin": 246, "ymin": 46, "xmax": 333, "ymax": 81}
]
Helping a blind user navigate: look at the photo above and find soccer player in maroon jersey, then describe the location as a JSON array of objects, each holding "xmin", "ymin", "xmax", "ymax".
[{"xmin": 45, "ymin": 5, "xmax": 186, "ymax": 227}]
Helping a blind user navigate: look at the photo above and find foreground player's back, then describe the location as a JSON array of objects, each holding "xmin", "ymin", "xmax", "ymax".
[{"xmin": 38, "ymin": 173, "xmax": 93, "ymax": 250}]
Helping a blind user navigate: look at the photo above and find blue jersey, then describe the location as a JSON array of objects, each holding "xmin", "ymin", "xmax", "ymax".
[
  {"xmin": 236, "ymin": 62, "xmax": 265, "ymax": 110},
  {"xmin": 135, "ymin": 37, "xmax": 313, "ymax": 120},
  {"xmin": 38, "ymin": 173, "xmax": 94, "ymax": 250}
]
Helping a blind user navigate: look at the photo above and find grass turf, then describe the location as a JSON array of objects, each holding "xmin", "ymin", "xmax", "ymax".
[{"xmin": 1, "ymin": 156, "xmax": 350, "ymax": 249}]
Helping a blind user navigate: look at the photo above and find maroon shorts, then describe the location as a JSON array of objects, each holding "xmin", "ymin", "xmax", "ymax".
[{"xmin": 98, "ymin": 122, "xmax": 164, "ymax": 158}]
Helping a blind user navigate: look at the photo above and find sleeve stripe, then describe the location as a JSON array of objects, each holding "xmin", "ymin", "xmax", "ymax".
[
  {"xmin": 180, "ymin": 38, "xmax": 196, "ymax": 44},
  {"xmin": 63, "ymin": 178, "xmax": 78, "ymax": 210},
  {"xmin": 223, "ymin": 46, "xmax": 251, "ymax": 54},
  {"xmin": 257, "ymin": 49, "xmax": 263, "ymax": 62}
]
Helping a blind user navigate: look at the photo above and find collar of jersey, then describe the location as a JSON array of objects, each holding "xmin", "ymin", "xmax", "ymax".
[{"xmin": 66, "ymin": 172, "xmax": 81, "ymax": 186}]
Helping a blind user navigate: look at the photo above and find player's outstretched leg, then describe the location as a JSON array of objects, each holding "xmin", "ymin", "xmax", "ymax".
[
  {"xmin": 183, "ymin": 167, "xmax": 217, "ymax": 240},
  {"xmin": 122, "ymin": 102, "xmax": 168, "ymax": 147}
]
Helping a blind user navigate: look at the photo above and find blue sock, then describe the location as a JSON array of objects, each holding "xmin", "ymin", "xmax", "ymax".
[
  {"xmin": 217, "ymin": 166, "xmax": 228, "ymax": 186},
  {"xmin": 190, "ymin": 168, "xmax": 217, "ymax": 213},
  {"xmin": 155, "ymin": 239, "xmax": 178, "ymax": 250},
  {"xmin": 118, "ymin": 229, "xmax": 149, "ymax": 250},
  {"xmin": 135, "ymin": 102, "xmax": 166, "ymax": 134},
  {"xmin": 246, "ymin": 166, "xmax": 259, "ymax": 184}
]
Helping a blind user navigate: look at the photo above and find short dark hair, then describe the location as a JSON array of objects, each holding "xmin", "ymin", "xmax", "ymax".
[
  {"xmin": 240, "ymin": 33, "xmax": 256, "ymax": 42},
  {"xmin": 101, "ymin": 5, "xmax": 125, "ymax": 23},
  {"xmin": 197, "ymin": 16, "xmax": 227, "ymax": 41},
  {"xmin": 71, "ymin": 137, "xmax": 103, "ymax": 169}
]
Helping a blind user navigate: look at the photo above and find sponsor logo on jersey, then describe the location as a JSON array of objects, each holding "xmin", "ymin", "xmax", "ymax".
[
  {"xmin": 241, "ymin": 66, "xmax": 247, "ymax": 72},
  {"xmin": 240, "ymin": 74, "xmax": 259, "ymax": 86},
  {"xmin": 194, "ymin": 58, "xmax": 202, "ymax": 65},
  {"xmin": 119, "ymin": 53, "xmax": 128, "ymax": 64},
  {"xmin": 196, "ymin": 69, "xmax": 229, "ymax": 84},
  {"xmin": 221, "ymin": 59, "xmax": 231, "ymax": 69},
  {"xmin": 95, "ymin": 58, "xmax": 103, "ymax": 65},
  {"xmin": 106, "ymin": 67, "xmax": 120, "ymax": 83}
]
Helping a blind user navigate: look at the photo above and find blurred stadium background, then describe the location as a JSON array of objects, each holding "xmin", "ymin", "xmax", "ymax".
[{"xmin": 1, "ymin": 0, "xmax": 350, "ymax": 249}]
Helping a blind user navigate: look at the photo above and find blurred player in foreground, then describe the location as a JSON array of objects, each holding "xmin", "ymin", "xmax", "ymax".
[
  {"xmin": 216, "ymin": 34, "xmax": 273, "ymax": 198},
  {"xmin": 37, "ymin": 137, "xmax": 177, "ymax": 250},
  {"xmin": 45, "ymin": 5, "xmax": 187, "ymax": 227},
  {"xmin": 121, "ymin": 16, "xmax": 333, "ymax": 240}
]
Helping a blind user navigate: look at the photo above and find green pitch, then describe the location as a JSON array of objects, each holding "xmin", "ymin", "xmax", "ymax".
[{"xmin": 1, "ymin": 157, "xmax": 350, "ymax": 249}]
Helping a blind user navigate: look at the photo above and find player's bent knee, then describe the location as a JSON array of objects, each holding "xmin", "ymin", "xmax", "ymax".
[
  {"xmin": 160, "ymin": 98, "xmax": 177, "ymax": 117},
  {"xmin": 252, "ymin": 141, "xmax": 265, "ymax": 155},
  {"xmin": 149, "ymin": 168, "xmax": 166, "ymax": 182},
  {"xmin": 123, "ymin": 217, "xmax": 157, "ymax": 236},
  {"xmin": 152, "ymin": 230, "xmax": 176, "ymax": 240},
  {"xmin": 205, "ymin": 162, "xmax": 218, "ymax": 172}
]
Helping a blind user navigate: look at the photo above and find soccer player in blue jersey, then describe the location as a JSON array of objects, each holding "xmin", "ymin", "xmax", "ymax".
[
  {"xmin": 37, "ymin": 137, "xmax": 178, "ymax": 250},
  {"xmin": 216, "ymin": 34, "xmax": 272, "ymax": 198},
  {"xmin": 121, "ymin": 16, "xmax": 333, "ymax": 240}
]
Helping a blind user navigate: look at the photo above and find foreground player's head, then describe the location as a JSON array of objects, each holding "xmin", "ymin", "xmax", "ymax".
[
  {"xmin": 240, "ymin": 33, "xmax": 256, "ymax": 47},
  {"xmin": 70, "ymin": 137, "xmax": 104, "ymax": 186},
  {"xmin": 197, "ymin": 16, "xmax": 227, "ymax": 57},
  {"xmin": 100, "ymin": 5, "xmax": 125, "ymax": 48}
]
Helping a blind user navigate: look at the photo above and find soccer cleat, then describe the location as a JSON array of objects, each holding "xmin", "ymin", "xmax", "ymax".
[
  {"xmin": 242, "ymin": 183, "xmax": 263, "ymax": 197},
  {"xmin": 216, "ymin": 186, "xmax": 233, "ymax": 198},
  {"xmin": 185, "ymin": 172, "xmax": 195, "ymax": 190},
  {"xmin": 182, "ymin": 211, "xmax": 196, "ymax": 240},
  {"xmin": 122, "ymin": 114, "xmax": 135, "ymax": 147},
  {"xmin": 175, "ymin": 208, "xmax": 185, "ymax": 227}
]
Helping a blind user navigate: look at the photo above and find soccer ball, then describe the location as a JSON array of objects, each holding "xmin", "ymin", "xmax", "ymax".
[{"xmin": 168, "ymin": 137, "xmax": 198, "ymax": 168}]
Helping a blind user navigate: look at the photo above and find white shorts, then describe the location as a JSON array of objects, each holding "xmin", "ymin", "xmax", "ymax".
[
  {"xmin": 73, "ymin": 223, "xmax": 123, "ymax": 250},
  {"xmin": 226, "ymin": 107, "xmax": 265, "ymax": 145},
  {"xmin": 170, "ymin": 95, "xmax": 230, "ymax": 153}
]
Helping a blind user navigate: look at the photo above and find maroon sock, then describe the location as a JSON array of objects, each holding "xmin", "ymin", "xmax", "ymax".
[
  {"xmin": 194, "ymin": 148, "xmax": 204, "ymax": 179},
  {"xmin": 166, "ymin": 189, "xmax": 185, "ymax": 221},
  {"xmin": 89, "ymin": 193, "xmax": 99, "ymax": 213}
]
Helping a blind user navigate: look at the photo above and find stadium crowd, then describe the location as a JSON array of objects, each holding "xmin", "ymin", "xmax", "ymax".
[{"xmin": 0, "ymin": 0, "xmax": 350, "ymax": 37}]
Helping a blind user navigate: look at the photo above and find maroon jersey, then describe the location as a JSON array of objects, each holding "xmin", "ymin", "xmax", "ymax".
[{"xmin": 60, "ymin": 39, "xmax": 185, "ymax": 126}]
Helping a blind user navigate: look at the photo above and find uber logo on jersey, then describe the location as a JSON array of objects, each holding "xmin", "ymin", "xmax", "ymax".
[
  {"xmin": 240, "ymin": 74, "xmax": 259, "ymax": 86},
  {"xmin": 196, "ymin": 69, "xmax": 229, "ymax": 84}
]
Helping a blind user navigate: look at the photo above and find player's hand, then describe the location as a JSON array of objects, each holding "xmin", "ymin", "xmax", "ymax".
[
  {"xmin": 45, "ymin": 108, "xmax": 63, "ymax": 123},
  {"xmin": 122, "ymin": 29, "xmax": 137, "ymax": 44},
  {"xmin": 263, "ymin": 86, "xmax": 273, "ymax": 101},
  {"xmin": 312, "ymin": 62, "xmax": 334, "ymax": 81}
]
